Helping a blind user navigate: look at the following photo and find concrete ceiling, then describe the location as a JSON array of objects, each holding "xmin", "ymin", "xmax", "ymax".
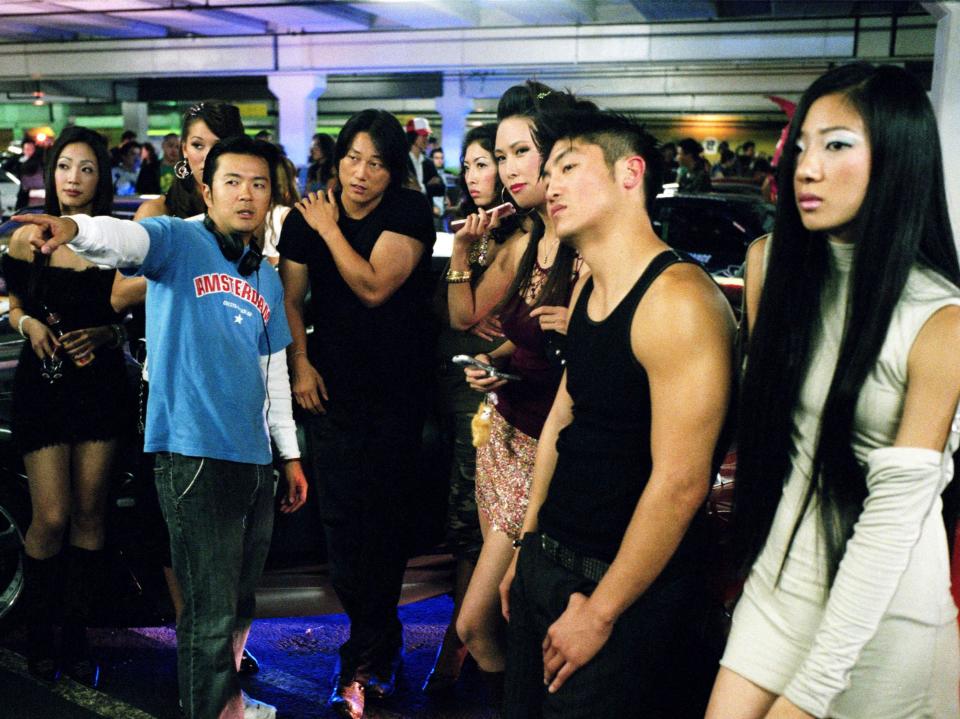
[
  {"xmin": 0, "ymin": 1, "xmax": 925, "ymax": 43},
  {"xmin": 0, "ymin": 1, "xmax": 937, "ymax": 122}
]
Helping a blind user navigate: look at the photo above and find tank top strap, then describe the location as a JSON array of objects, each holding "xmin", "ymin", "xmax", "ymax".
[
  {"xmin": 569, "ymin": 249, "xmax": 689, "ymax": 328},
  {"xmin": 568, "ymin": 275, "xmax": 596, "ymax": 328},
  {"xmin": 623, "ymin": 249, "xmax": 687, "ymax": 310}
]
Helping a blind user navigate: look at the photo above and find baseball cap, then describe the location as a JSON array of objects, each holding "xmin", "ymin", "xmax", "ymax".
[{"xmin": 405, "ymin": 117, "xmax": 432, "ymax": 136}]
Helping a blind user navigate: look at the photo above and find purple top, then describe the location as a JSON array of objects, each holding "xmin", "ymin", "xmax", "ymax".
[{"xmin": 494, "ymin": 261, "xmax": 574, "ymax": 439}]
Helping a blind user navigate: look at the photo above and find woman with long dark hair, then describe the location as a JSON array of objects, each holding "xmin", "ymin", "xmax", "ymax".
[
  {"xmin": 4, "ymin": 126, "xmax": 129, "ymax": 686},
  {"xmin": 423, "ymin": 123, "xmax": 522, "ymax": 694},
  {"xmin": 278, "ymin": 109, "xmax": 436, "ymax": 719},
  {"xmin": 306, "ymin": 132, "xmax": 336, "ymax": 194},
  {"xmin": 135, "ymin": 100, "xmax": 245, "ymax": 221},
  {"xmin": 446, "ymin": 82, "xmax": 588, "ymax": 703},
  {"xmin": 707, "ymin": 63, "xmax": 960, "ymax": 719}
]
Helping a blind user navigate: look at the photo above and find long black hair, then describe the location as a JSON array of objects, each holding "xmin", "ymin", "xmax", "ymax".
[
  {"xmin": 457, "ymin": 123, "xmax": 519, "ymax": 241},
  {"xmin": 166, "ymin": 100, "xmax": 245, "ymax": 218},
  {"xmin": 43, "ymin": 126, "xmax": 113, "ymax": 217},
  {"xmin": 495, "ymin": 81, "xmax": 592, "ymax": 309},
  {"xmin": 333, "ymin": 109, "xmax": 408, "ymax": 193},
  {"xmin": 733, "ymin": 62, "xmax": 960, "ymax": 587},
  {"xmin": 307, "ymin": 132, "xmax": 336, "ymax": 189}
]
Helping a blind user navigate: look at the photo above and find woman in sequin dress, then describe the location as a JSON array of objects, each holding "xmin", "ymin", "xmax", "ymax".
[
  {"xmin": 424, "ymin": 123, "xmax": 524, "ymax": 694},
  {"xmin": 446, "ymin": 82, "xmax": 589, "ymax": 699}
]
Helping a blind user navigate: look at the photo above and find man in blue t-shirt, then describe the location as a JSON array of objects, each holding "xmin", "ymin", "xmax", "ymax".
[{"xmin": 16, "ymin": 135, "xmax": 306, "ymax": 719}]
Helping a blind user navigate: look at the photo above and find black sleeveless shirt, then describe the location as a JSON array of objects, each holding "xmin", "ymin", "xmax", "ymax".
[{"xmin": 538, "ymin": 250, "xmax": 707, "ymax": 566}]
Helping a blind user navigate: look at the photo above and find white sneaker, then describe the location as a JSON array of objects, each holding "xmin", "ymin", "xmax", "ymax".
[{"xmin": 242, "ymin": 692, "xmax": 277, "ymax": 719}]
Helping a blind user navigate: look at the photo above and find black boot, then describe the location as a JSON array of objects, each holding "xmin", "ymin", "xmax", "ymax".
[
  {"xmin": 21, "ymin": 553, "xmax": 61, "ymax": 682},
  {"xmin": 60, "ymin": 546, "xmax": 104, "ymax": 687}
]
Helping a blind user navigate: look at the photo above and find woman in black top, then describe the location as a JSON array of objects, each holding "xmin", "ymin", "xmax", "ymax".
[
  {"xmin": 278, "ymin": 109, "xmax": 436, "ymax": 719},
  {"xmin": 4, "ymin": 126, "xmax": 128, "ymax": 686}
]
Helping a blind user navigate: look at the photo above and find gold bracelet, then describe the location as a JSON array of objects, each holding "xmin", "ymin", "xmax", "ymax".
[{"xmin": 445, "ymin": 268, "xmax": 472, "ymax": 284}]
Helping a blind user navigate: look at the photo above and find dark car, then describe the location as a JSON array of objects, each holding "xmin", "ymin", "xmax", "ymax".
[{"xmin": 651, "ymin": 191, "xmax": 775, "ymax": 277}]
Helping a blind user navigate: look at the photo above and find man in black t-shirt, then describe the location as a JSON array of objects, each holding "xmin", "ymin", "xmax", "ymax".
[
  {"xmin": 499, "ymin": 111, "xmax": 734, "ymax": 717},
  {"xmin": 277, "ymin": 110, "xmax": 436, "ymax": 719}
]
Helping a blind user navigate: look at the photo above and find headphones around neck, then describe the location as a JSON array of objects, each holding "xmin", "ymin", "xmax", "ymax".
[{"xmin": 203, "ymin": 213, "xmax": 262, "ymax": 277}]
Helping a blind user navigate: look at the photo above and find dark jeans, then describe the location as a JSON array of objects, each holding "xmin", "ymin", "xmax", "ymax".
[
  {"xmin": 304, "ymin": 401, "xmax": 425, "ymax": 682},
  {"xmin": 155, "ymin": 453, "xmax": 274, "ymax": 719},
  {"xmin": 505, "ymin": 533, "xmax": 716, "ymax": 719}
]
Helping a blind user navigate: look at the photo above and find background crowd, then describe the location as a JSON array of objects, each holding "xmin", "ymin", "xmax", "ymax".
[{"xmin": 2, "ymin": 59, "xmax": 958, "ymax": 719}]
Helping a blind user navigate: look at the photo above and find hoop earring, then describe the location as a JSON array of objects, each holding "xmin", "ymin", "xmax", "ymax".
[{"xmin": 174, "ymin": 159, "xmax": 191, "ymax": 180}]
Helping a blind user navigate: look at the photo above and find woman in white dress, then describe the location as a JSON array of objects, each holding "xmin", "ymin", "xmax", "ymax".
[{"xmin": 706, "ymin": 62, "xmax": 960, "ymax": 719}]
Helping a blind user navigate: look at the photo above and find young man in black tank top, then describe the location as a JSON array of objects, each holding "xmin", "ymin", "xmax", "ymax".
[{"xmin": 498, "ymin": 111, "xmax": 736, "ymax": 717}]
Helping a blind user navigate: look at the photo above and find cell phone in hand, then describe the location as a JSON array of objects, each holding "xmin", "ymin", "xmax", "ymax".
[
  {"xmin": 449, "ymin": 202, "xmax": 517, "ymax": 231},
  {"xmin": 452, "ymin": 354, "xmax": 521, "ymax": 382}
]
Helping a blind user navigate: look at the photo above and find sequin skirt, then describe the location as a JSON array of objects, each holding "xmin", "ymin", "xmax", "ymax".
[{"xmin": 475, "ymin": 404, "xmax": 538, "ymax": 540}]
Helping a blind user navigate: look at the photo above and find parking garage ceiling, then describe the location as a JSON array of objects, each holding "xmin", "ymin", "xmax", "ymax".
[{"xmin": 0, "ymin": 1, "xmax": 925, "ymax": 43}]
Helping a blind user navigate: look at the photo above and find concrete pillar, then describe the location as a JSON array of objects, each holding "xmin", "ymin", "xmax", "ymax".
[
  {"xmin": 267, "ymin": 73, "xmax": 327, "ymax": 169},
  {"xmin": 121, "ymin": 101, "xmax": 149, "ymax": 143},
  {"xmin": 925, "ymin": 2, "xmax": 960, "ymax": 242},
  {"xmin": 435, "ymin": 75, "xmax": 474, "ymax": 172}
]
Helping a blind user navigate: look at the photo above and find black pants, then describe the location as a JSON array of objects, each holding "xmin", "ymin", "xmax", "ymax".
[
  {"xmin": 305, "ymin": 401, "xmax": 425, "ymax": 681},
  {"xmin": 505, "ymin": 533, "xmax": 717, "ymax": 719}
]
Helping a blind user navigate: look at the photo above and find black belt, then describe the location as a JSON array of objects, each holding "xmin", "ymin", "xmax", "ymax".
[{"xmin": 539, "ymin": 533, "xmax": 610, "ymax": 583}]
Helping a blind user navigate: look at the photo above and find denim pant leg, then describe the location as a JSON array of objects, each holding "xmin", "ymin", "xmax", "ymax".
[
  {"xmin": 236, "ymin": 467, "xmax": 275, "ymax": 627},
  {"xmin": 155, "ymin": 453, "xmax": 272, "ymax": 719}
]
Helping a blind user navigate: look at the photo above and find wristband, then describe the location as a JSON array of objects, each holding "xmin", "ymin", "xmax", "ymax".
[
  {"xmin": 17, "ymin": 314, "xmax": 33, "ymax": 338},
  {"xmin": 109, "ymin": 323, "xmax": 127, "ymax": 349}
]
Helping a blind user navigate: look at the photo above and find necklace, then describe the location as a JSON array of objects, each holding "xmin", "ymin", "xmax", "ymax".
[{"xmin": 539, "ymin": 236, "xmax": 559, "ymax": 267}]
